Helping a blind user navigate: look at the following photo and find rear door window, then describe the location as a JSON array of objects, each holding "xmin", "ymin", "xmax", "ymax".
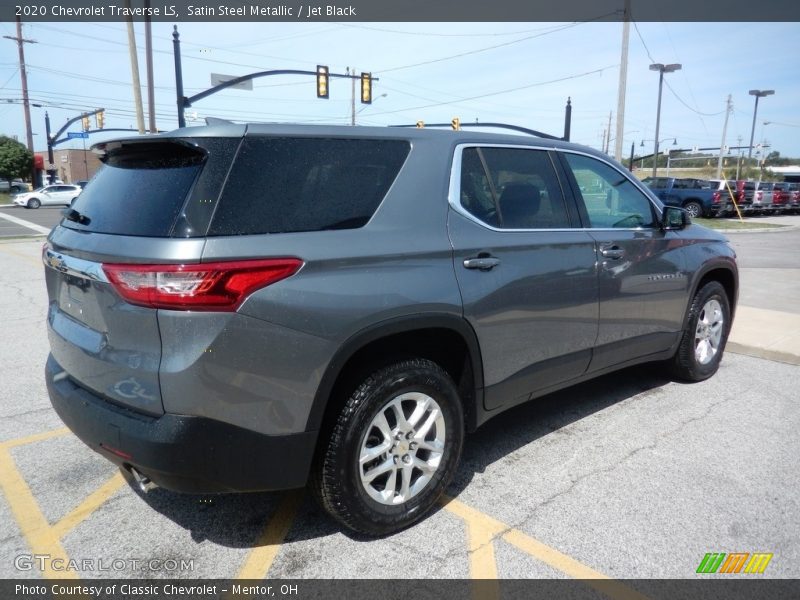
[
  {"xmin": 209, "ymin": 137, "xmax": 410, "ymax": 235},
  {"xmin": 458, "ymin": 146, "xmax": 570, "ymax": 229}
]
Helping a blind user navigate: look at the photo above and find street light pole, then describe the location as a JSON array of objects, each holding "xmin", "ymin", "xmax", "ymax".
[
  {"xmin": 747, "ymin": 89, "xmax": 774, "ymax": 160},
  {"xmin": 649, "ymin": 63, "xmax": 681, "ymax": 179}
]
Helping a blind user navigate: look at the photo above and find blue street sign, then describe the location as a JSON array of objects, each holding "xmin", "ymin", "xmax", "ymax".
[{"xmin": 67, "ymin": 132, "xmax": 89, "ymax": 139}]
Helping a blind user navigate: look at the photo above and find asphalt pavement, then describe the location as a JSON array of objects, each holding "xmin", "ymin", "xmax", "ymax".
[{"xmin": 0, "ymin": 211, "xmax": 797, "ymax": 585}]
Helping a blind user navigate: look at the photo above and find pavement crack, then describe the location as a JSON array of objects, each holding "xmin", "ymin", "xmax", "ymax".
[{"xmin": 521, "ymin": 389, "xmax": 743, "ymax": 522}]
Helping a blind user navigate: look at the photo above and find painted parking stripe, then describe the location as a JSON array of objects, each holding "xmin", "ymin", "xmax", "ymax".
[
  {"xmin": 234, "ymin": 491, "xmax": 302, "ymax": 580},
  {"xmin": 0, "ymin": 210, "xmax": 51, "ymax": 235},
  {"xmin": 52, "ymin": 472, "xmax": 126, "ymax": 539},
  {"xmin": 0, "ymin": 446, "xmax": 78, "ymax": 579},
  {"xmin": 442, "ymin": 497, "xmax": 650, "ymax": 600},
  {"xmin": 2, "ymin": 427, "xmax": 70, "ymax": 449}
]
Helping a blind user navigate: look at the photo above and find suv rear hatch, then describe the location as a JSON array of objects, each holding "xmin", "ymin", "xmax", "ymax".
[{"xmin": 44, "ymin": 135, "xmax": 239, "ymax": 415}]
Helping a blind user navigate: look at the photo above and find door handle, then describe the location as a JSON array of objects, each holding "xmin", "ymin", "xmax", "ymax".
[
  {"xmin": 463, "ymin": 255, "xmax": 501, "ymax": 271},
  {"xmin": 600, "ymin": 245, "xmax": 625, "ymax": 260}
]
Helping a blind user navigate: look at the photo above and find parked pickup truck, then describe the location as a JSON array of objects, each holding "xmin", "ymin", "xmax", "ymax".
[{"xmin": 641, "ymin": 177, "xmax": 729, "ymax": 218}]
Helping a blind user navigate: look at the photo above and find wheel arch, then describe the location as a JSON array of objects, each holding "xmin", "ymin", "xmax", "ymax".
[
  {"xmin": 686, "ymin": 260, "xmax": 738, "ymax": 323},
  {"xmin": 306, "ymin": 315, "xmax": 485, "ymax": 437}
]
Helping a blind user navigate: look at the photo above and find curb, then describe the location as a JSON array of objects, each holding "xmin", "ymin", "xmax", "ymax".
[{"xmin": 727, "ymin": 342, "xmax": 800, "ymax": 367}]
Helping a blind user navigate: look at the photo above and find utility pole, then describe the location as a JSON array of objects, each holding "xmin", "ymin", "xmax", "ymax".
[
  {"xmin": 4, "ymin": 17, "xmax": 37, "ymax": 182},
  {"xmin": 349, "ymin": 67, "xmax": 356, "ymax": 126},
  {"xmin": 124, "ymin": 0, "xmax": 146, "ymax": 134},
  {"xmin": 144, "ymin": 0, "xmax": 157, "ymax": 133},
  {"xmin": 715, "ymin": 95, "xmax": 732, "ymax": 179},
  {"xmin": 613, "ymin": 0, "xmax": 631, "ymax": 161},
  {"xmin": 736, "ymin": 135, "xmax": 743, "ymax": 180},
  {"xmin": 601, "ymin": 129, "xmax": 607, "ymax": 155},
  {"xmin": 605, "ymin": 111, "xmax": 613, "ymax": 154}
]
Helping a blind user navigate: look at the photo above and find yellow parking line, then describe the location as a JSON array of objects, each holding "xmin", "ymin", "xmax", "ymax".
[
  {"xmin": 52, "ymin": 472, "xmax": 126, "ymax": 539},
  {"xmin": 2, "ymin": 427, "xmax": 70, "ymax": 449},
  {"xmin": 235, "ymin": 491, "xmax": 302, "ymax": 580},
  {"xmin": 441, "ymin": 496, "xmax": 501, "ymax": 600},
  {"xmin": 442, "ymin": 496, "xmax": 650, "ymax": 600},
  {"xmin": 0, "ymin": 446, "xmax": 78, "ymax": 579}
]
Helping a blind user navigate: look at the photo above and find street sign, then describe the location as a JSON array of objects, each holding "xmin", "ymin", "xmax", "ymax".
[
  {"xmin": 210, "ymin": 73, "xmax": 253, "ymax": 90},
  {"xmin": 67, "ymin": 132, "xmax": 89, "ymax": 139}
]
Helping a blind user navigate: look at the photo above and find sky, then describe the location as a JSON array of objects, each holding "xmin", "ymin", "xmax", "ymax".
[{"xmin": 1, "ymin": 20, "xmax": 799, "ymax": 162}]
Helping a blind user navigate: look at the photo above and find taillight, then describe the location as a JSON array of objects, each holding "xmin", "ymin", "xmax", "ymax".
[
  {"xmin": 102, "ymin": 258, "xmax": 303, "ymax": 311},
  {"xmin": 756, "ymin": 191, "xmax": 763, "ymax": 201},
  {"xmin": 712, "ymin": 191, "xmax": 721, "ymax": 204}
]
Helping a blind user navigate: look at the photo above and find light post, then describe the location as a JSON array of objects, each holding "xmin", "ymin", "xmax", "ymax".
[
  {"xmin": 649, "ymin": 63, "xmax": 681, "ymax": 178},
  {"xmin": 747, "ymin": 90, "xmax": 774, "ymax": 160},
  {"xmin": 640, "ymin": 138, "xmax": 677, "ymax": 174}
]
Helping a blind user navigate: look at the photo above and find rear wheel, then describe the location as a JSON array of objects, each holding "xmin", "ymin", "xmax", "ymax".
[
  {"xmin": 312, "ymin": 358, "xmax": 464, "ymax": 535},
  {"xmin": 671, "ymin": 281, "xmax": 730, "ymax": 381},
  {"xmin": 26, "ymin": 198, "xmax": 41, "ymax": 209},
  {"xmin": 683, "ymin": 201, "xmax": 702, "ymax": 219}
]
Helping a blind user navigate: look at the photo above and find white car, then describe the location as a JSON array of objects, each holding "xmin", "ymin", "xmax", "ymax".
[{"xmin": 13, "ymin": 185, "xmax": 82, "ymax": 209}]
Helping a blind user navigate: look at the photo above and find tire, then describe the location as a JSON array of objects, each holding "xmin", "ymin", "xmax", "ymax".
[
  {"xmin": 683, "ymin": 201, "xmax": 702, "ymax": 219},
  {"xmin": 27, "ymin": 198, "xmax": 41, "ymax": 209},
  {"xmin": 670, "ymin": 281, "xmax": 731, "ymax": 382},
  {"xmin": 312, "ymin": 358, "xmax": 464, "ymax": 536},
  {"xmin": 70, "ymin": 197, "xmax": 78, "ymax": 206}
]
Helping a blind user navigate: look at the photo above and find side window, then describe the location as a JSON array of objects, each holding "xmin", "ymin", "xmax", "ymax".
[
  {"xmin": 564, "ymin": 153, "xmax": 656, "ymax": 229},
  {"xmin": 459, "ymin": 147, "xmax": 570, "ymax": 229}
]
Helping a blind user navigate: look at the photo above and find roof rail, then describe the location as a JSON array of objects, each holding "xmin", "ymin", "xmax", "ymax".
[
  {"xmin": 390, "ymin": 122, "xmax": 562, "ymax": 140},
  {"xmin": 204, "ymin": 117, "xmax": 235, "ymax": 126}
]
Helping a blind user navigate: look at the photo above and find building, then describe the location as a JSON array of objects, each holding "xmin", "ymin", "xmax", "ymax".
[{"xmin": 35, "ymin": 148, "xmax": 102, "ymax": 185}]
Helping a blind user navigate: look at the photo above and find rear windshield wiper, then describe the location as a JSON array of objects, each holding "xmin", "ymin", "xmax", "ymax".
[{"xmin": 63, "ymin": 208, "xmax": 91, "ymax": 225}]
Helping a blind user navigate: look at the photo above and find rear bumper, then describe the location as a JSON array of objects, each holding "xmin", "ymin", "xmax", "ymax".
[{"xmin": 46, "ymin": 355, "xmax": 317, "ymax": 493}]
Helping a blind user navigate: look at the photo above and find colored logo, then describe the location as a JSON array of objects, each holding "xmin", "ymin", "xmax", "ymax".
[{"xmin": 697, "ymin": 553, "xmax": 773, "ymax": 574}]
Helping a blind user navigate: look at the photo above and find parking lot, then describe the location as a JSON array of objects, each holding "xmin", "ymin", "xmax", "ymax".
[{"xmin": 0, "ymin": 209, "xmax": 798, "ymax": 588}]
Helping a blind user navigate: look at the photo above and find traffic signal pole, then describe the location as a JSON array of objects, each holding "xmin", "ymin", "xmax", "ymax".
[
  {"xmin": 171, "ymin": 26, "xmax": 375, "ymax": 128},
  {"xmin": 44, "ymin": 108, "xmax": 105, "ymax": 184}
]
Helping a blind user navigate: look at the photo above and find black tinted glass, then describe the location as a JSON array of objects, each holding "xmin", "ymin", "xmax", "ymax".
[
  {"xmin": 62, "ymin": 142, "xmax": 204, "ymax": 237},
  {"xmin": 460, "ymin": 147, "xmax": 569, "ymax": 229},
  {"xmin": 210, "ymin": 137, "xmax": 410, "ymax": 235}
]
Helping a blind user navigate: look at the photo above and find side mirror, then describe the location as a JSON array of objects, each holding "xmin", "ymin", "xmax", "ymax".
[{"xmin": 661, "ymin": 206, "xmax": 689, "ymax": 231}]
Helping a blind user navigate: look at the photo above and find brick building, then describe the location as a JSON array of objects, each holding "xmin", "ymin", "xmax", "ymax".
[{"xmin": 35, "ymin": 148, "xmax": 103, "ymax": 185}]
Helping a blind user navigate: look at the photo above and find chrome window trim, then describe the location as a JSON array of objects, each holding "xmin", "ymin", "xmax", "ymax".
[{"xmin": 448, "ymin": 143, "xmax": 664, "ymax": 233}]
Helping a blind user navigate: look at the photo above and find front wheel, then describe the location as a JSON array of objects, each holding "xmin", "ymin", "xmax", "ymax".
[
  {"xmin": 671, "ymin": 281, "xmax": 731, "ymax": 382},
  {"xmin": 27, "ymin": 198, "xmax": 41, "ymax": 209},
  {"xmin": 312, "ymin": 358, "xmax": 464, "ymax": 536},
  {"xmin": 683, "ymin": 201, "xmax": 702, "ymax": 219}
]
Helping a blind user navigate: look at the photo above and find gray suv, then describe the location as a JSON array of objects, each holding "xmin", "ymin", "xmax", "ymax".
[{"xmin": 44, "ymin": 124, "xmax": 737, "ymax": 535}]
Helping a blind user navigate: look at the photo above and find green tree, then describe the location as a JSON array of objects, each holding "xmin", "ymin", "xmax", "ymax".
[{"xmin": 0, "ymin": 135, "xmax": 33, "ymax": 188}]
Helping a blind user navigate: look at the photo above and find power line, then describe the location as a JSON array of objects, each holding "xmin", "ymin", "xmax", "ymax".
[
  {"xmin": 367, "ymin": 64, "xmax": 618, "ymax": 117},
  {"xmin": 336, "ymin": 22, "xmax": 577, "ymax": 38},
  {"xmin": 377, "ymin": 22, "xmax": 588, "ymax": 74}
]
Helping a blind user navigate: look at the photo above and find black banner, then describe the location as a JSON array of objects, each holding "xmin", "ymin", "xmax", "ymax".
[
  {"xmin": 3, "ymin": 579, "xmax": 800, "ymax": 600},
  {"xmin": 1, "ymin": 0, "xmax": 798, "ymax": 22}
]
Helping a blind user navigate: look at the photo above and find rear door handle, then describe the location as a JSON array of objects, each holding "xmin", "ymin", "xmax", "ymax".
[
  {"xmin": 463, "ymin": 255, "xmax": 501, "ymax": 271},
  {"xmin": 600, "ymin": 245, "xmax": 625, "ymax": 260}
]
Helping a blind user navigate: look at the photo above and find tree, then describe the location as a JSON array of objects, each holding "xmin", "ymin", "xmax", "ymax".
[{"xmin": 0, "ymin": 136, "xmax": 33, "ymax": 188}]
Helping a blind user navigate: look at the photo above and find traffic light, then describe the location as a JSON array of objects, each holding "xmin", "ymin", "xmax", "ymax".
[
  {"xmin": 96, "ymin": 110, "xmax": 105, "ymax": 129},
  {"xmin": 316, "ymin": 65, "xmax": 329, "ymax": 99},
  {"xmin": 451, "ymin": 117, "xmax": 461, "ymax": 131},
  {"xmin": 360, "ymin": 72, "xmax": 372, "ymax": 104},
  {"xmin": 81, "ymin": 116, "xmax": 90, "ymax": 131}
]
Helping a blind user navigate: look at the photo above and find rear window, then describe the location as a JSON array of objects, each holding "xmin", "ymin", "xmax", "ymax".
[
  {"xmin": 63, "ymin": 141, "xmax": 204, "ymax": 237},
  {"xmin": 209, "ymin": 137, "xmax": 410, "ymax": 236}
]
